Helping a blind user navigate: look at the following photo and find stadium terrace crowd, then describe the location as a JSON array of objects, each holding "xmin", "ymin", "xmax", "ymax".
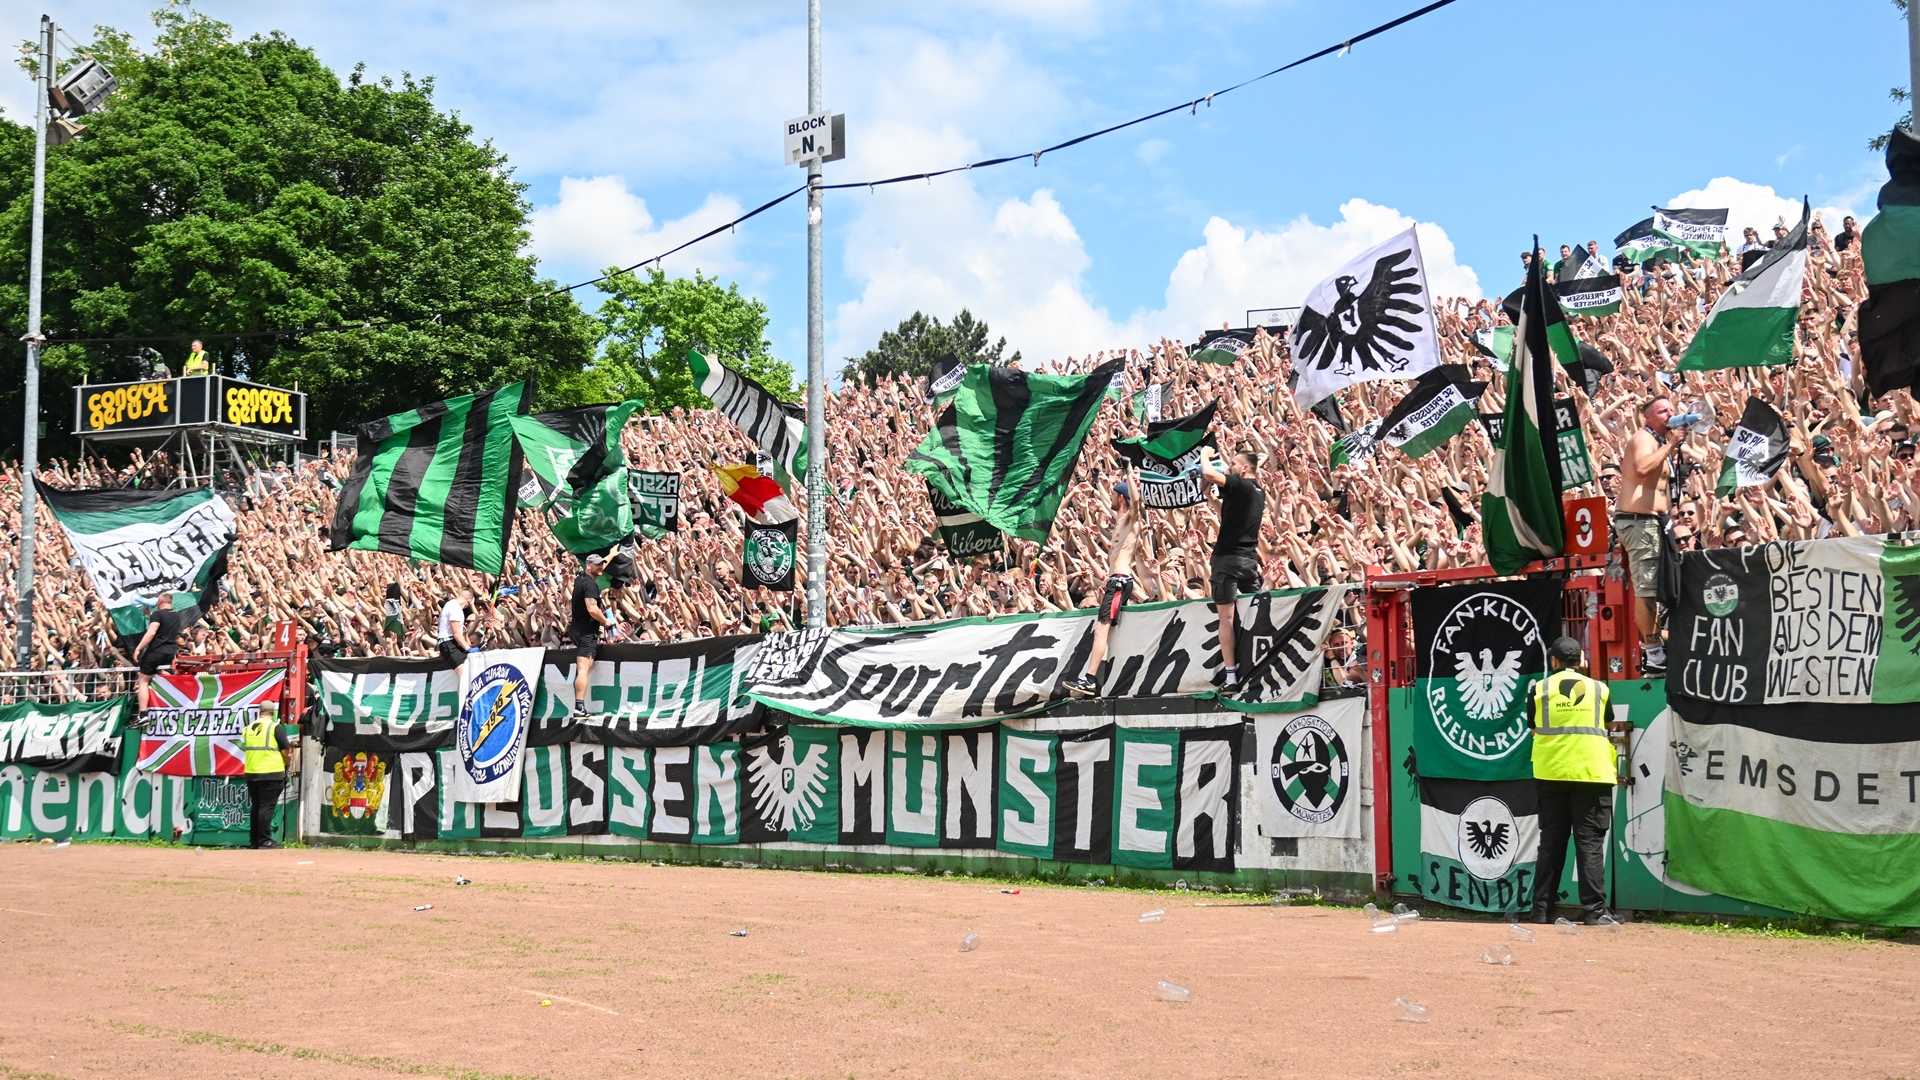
[{"xmin": 0, "ymin": 212, "xmax": 1898, "ymax": 672}]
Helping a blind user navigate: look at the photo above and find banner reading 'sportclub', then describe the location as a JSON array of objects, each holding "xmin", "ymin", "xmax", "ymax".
[{"xmin": 1411, "ymin": 579, "xmax": 1562, "ymax": 781}]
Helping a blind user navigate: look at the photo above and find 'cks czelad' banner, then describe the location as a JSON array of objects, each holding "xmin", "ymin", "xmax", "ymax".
[
  {"xmin": 318, "ymin": 721, "xmax": 1241, "ymax": 872},
  {"xmin": 314, "ymin": 636, "xmax": 765, "ymax": 754},
  {"xmin": 1663, "ymin": 535, "xmax": 1920, "ymax": 924},
  {"xmin": 745, "ymin": 587, "xmax": 1347, "ymax": 727},
  {"xmin": 1411, "ymin": 578, "xmax": 1563, "ymax": 781}
]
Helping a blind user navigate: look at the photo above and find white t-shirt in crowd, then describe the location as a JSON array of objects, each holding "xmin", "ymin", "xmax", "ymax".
[{"xmin": 436, "ymin": 599, "xmax": 465, "ymax": 644}]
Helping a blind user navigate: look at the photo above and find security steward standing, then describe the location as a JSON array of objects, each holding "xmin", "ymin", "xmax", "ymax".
[
  {"xmin": 1527, "ymin": 636, "xmax": 1618, "ymax": 925},
  {"xmin": 241, "ymin": 706, "xmax": 297, "ymax": 850}
]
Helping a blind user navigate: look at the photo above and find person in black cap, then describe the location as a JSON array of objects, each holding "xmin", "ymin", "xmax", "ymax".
[
  {"xmin": 568, "ymin": 553, "xmax": 617, "ymax": 719},
  {"xmin": 1526, "ymin": 636, "xmax": 1618, "ymax": 925}
]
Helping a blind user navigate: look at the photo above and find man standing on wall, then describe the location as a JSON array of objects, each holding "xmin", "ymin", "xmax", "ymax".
[
  {"xmin": 1065, "ymin": 472, "xmax": 1145, "ymax": 698},
  {"xmin": 1617, "ymin": 397, "xmax": 1685, "ymax": 673},
  {"xmin": 1198, "ymin": 445, "xmax": 1266, "ymax": 691},
  {"xmin": 131, "ymin": 593, "xmax": 183, "ymax": 713},
  {"xmin": 570, "ymin": 553, "xmax": 617, "ymax": 719},
  {"xmin": 1527, "ymin": 636, "xmax": 1618, "ymax": 925},
  {"xmin": 436, "ymin": 589, "xmax": 475, "ymax": 665}
]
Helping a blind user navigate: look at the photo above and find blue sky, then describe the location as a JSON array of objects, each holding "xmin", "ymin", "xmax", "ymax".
[{"xmin": 1, "ymin": 0, "xmax": 1908, "ymax": 371}]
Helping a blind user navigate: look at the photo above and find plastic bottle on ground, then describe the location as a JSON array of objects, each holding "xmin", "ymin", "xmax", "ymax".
[
  {"xmin": 1139, "ymin": 909, "xmax": 1165, "ymax": 923},
  {"xmin": 1597, "ymin": 914, "xmax": 1624, "ymax": 931},
  {"xmin": 1394, "ymin": 909, "xmax": 1421, "ymax": 923},
  {"xmin": 1508, "ymin": 924, "xmax": 1537, "ymax": 942},
  {"xmin": 1479, "ymin": 945, "xmax": 1514, "ymax": 965},
  {"xmin": 1392, "ymin": 902, "xmax": 1414, "ymax": 916},
  {"xmin": 1389, "ymin": 997, "xmax": 1431, "ymax": 1023},
  {"xmin": 1156, "ymin": 979, "xmax": 1191, "ymax": 1003},
  {"xmin": 1554, "ymin": 917, "xmax": 1580, "ymax": 935},
  {"xmin": 1363, "ymin": 902, "xmax": 1380, "ymax": 918},
  {"xmin": 1370, "ymin": 917, "xmax": 1399, "ymax": 934},
  {"xmin": 960, "ymin": 933, "xmax": 980, "ymax": 952}
]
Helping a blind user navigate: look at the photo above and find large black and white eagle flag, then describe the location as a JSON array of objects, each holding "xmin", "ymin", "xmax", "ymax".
[{"xmin": 1290, "ymin": 226, "xmax": 1440, "ymax": 409}]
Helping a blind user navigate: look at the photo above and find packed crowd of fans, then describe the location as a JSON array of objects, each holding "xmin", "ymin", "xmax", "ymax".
[{"xmin": 0, "ymin": 212, "xmax": 1893, "ymax": 671}]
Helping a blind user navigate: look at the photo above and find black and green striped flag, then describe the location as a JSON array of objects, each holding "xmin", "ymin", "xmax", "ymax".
[
  {"xmin": 331, "ymin": 382, "xmax": 530, "ymax": 573},
  {"xmin": 906, "ymin": 359, "xmax": 1123, "ymax": 543},
  {"xmin": 1861, "ymin": 128, "xmax": 1920, "ymax": 395}
]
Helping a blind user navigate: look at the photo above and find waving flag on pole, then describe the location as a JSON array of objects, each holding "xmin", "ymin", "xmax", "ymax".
[
  {"xmin": 1651, "ymin": 206, "xmax": 1728, "ymax": 259},
  {"xmin": 907, "ymin": 359, "xmax": 1123, "ymax": 544},
  {"xmin": 36, "ymin": 484, "xmax": 234, "ymax": 635},
  {"xmin": 1714, "ymin": 397, "xmax": 1791, "ymax": 496},
  {"xmin": 1614, "ymin": 217, "xmax": 1681, "ymax": 266},
  {"xmin": 1861, "ymin": 128, "xmax": 1920, "ymax": 395},
  {"xmin": 1678, "ymin": 199, "xmax": 1808, "ymax": 371},
  {"xmin": 688, "ymin": 349, "xmax": 807, "ymax": 492},
  {"xmin": 1481, "ymin": 237, "xmax": 1566, "ymax": 575},
  {"xmin": 1290, "ymin": 227, "xmax": 1440, "ymax": 408},
  {"xmin": 510, "ymin": 400, "xmax": 643, "ymax": 553},
  {"xmin": 1376, "ymin": 366, "xmax": 1486, "ymax": 459},
  {"xmin": 1553, "ymin": 245, "xmax": 1624, "ymax": 317}
]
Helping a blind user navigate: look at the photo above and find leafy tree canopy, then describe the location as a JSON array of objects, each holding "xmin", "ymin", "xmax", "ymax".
[
  {"xmin": 841, "ymin": 309, "xmax": 1019, "ymax": 386},
  {"xmin": 0, "ymin": 5, "xmax": 600, "ymax": 454},
  {"xmin": 582, "ymin": 266, "xmax": 797, "ymax": 412}
]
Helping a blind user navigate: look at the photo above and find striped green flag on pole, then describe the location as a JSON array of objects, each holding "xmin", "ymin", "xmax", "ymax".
[
  {"xmin": 1678, "ymin": 199, "xmax": 1809, "ymax": 371},
  {"xmin": 1481, "ymin": 238, "xmax": 1566, "ymax": 575},
  {"xmin": 330, "ymin": 382, "xmax": 530, "ymax": 574}
]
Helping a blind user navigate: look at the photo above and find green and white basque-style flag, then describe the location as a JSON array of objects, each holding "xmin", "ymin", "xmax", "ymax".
[
  {"xmin": 1191, "ymin": 328, "xmax": 1257, "ymax": 366},
  {"xmin": 1481, "ymin": 245, "xmax": 1567, "ymax": 576},
  {"xmin": 1652, "ymin": 205, "xmax": 1729, "ymax": 258},
  {"xmin": 1679, "ymin": 200, "xmax": 1809, "ymax": 371},
  {"xmin": 509, "ymin": 400, "xmax": 644, "ymax": 554},
  {"xmin": 1614, "ymin": 216, "xmax": 1682, "ymax": 266},
  {"xmin": 907, "ymin": 359, "xmax": 1124, "ymax": 543},
  {"xmin": 332, "ymin": 382, "xmax": 529, "ymax": 574},
  {"xmin": 1553, "ymin": 246, "xmax": 1624, "ymax": 317},
  {"xmin": 36, "ymin": 484, "xmax": 235, "ymax": 635},
  {"xmin": 1714, "ymin": 396, "xmax": 1791, "ymax": 497},
  {"xmin": 1417, "ymin": 776, "xmax": 1541, "ymax": 914},
  {"xmin": 688, "ymin": 349, "xmax": 807, "ymax": 492},
  {"xmin": 1376, "ymin": 366, "xmax": 1485, "ymax": 459},
  {"xmin": 1470, "ymin": 325, "xmax": 1514, "ymax": 366}
]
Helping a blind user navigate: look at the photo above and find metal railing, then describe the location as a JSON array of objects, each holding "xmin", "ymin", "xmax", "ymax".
[{"xmin": 0, "ymin": 666, "xmax": 138, "ymax": 705}]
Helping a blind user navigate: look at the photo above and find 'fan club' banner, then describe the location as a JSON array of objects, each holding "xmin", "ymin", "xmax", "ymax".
[
  {"xmin": 137, "ymin": 669, "xmax": 286, "ymax": 776},
  {"xmin": 1410, "ymin": 579, "xmax": 1562, "ymax": 782},
  {"xmin": 321, "ymin": 720, "xmax": 1242, "ymax": 870},
  {"xmin": 745, "ymin": 588, "xmax": 1347, "ymax": 727},
  {"xmin": 314, "ymin": 636, "xmax": 767, "ymax": 754}
]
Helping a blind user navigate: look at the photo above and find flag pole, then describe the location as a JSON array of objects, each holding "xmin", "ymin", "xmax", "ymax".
[
  {"xmin": 14, "ymin": 14, "xmax": 52, "ymax": 670},
  {"xmin": 803, "ymin": 0, "xmax": 827, "ymax": 629}
]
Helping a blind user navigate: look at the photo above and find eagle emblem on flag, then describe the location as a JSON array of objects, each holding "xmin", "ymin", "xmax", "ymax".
[
  {"xmin": 746, "ymin": 733, "xmax": 830, "ymax": 833},
  {"xmin": 1454, "ymin": 649, "xmax": 1524, "ymax": 721},
  {"xmin": 1293, "ymin": 248, "xmax": 1426, "ymax": 378}
]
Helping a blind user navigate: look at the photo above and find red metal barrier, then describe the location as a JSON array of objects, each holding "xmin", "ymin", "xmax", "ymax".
[
  {"xmin": 1363, "ymin": 552, "xmax": 1638, "ymax": 889},
  {"xmin": 170, "ymin": 628, "xmax": 309, "ymax": 728}
]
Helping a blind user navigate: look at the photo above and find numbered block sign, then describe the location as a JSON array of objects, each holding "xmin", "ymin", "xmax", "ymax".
[{"xmin": 1562, "ymin": 496, "xmax": 1609, "ymax": 556}]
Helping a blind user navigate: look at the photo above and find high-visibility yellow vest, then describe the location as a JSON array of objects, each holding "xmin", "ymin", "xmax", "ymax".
[
  {"xmin": 1528, "ymin": 670, "xmax": 1616, "ymax": 784},
  {"xmin": 241, "ymin": 716, "xmax": 284, "ymax": 776}
]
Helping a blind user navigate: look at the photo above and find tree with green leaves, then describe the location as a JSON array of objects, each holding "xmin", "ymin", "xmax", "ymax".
[
  {"xmin": 584, "ymin": 266, "xmax": 796, "ymax": 411},
  {"xmin": 841, "ymin": 309, "xmax": 1019, "ymax": 386},
  {"xmin": 0, "ymin": 6, "xmax": 599, "ymax": 455},
  {"xmin": 1872, "ymin": 0, "xmax": 1915, "ymax": 151}
]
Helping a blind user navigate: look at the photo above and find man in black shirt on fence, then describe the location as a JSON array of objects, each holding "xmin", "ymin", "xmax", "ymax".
[
  {"xmin": 1198, "ymin": 446, "xmax": 1266, "ymax": 691},
  {"xmin": 569, "ymin": 553, "xmax": 617, "ymax": 719},
  {"xmin": 133, "ymin": 593, "xmax": 185, "ymax": 712}
]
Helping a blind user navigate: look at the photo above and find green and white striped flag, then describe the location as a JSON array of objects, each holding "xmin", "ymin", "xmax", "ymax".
[
  {"xmin": 1553, "ymin": 246, "xmax": 1623, "ymax": 317},
  {"xmin": 1678, "ymin": 199, "xmax": 1809, "ymax": 371},
  {"xmin": 331, "ymin": 382, "xmax": 530, "ymax": 574},
  {"xmin": 1652, "ymin": 205, "xmax": 1728, "ymax": 259},
  {"xmin": 1481, "ymin": 240, "xmax": 1566, "ymax": 575},
  {"xmin": 1377, "ymin": 366, "xmax": 1486, "ymax": 459},
  {"xmin": 509, "ymin": 400, "xmax": 644, "ymax": 554},
  {"xmin": 36, "ymin": 484, "xmax": 234, "ymax": 635},
  {"xmin": 688, "ymin": 349, "xmax": 807, "ymax": 492},
  {"xmin": 1614, "ymin": 216, "xmax": 1681, "ymax": 266},
  {"xmin": 907, "ymin": 360, "xmax": 1123, "ymax": 543}
]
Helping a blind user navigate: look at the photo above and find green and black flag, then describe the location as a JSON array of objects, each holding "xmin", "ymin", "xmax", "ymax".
[
  {"xmin": 906, "ymin": 359, "xmax": 1124, "ymax": 544},
  {"xmin": 331, "ymin": 382, "xmax": 530, "ymax": 574},
  {"xmin": 37, "ymin": 484, "xmax": 234, "ymax": 635},
  {"xmin": 742, "ymin": 518, "xmax": 799, "ymax": 591},
  {"xmin": 1191, "ymin": 329, "xmax": 1256, "ymax": 366},
  {"xmin": 1614, "ymin": 216, "xmax": 1681, "ymax": 266},
  {"xmin": 1861, "ymin": 127, "xmax": 1920, "ymax": 396},
  {"xmin": 1552, "ymin": 244, "xmax": 1624, "ymax": 317},
  {"xmin": 927, "ymin": 482, "xmax": 1004, "ymax": 557},
  {"xmin": 1714, "ymin": 396, "xmax": 1791, "ymax": 497},
  {"xmin": 1480, "ymin": 239, "xmax": 1566, "ymax": 576},
  {"xmin": 509, "ymin": 400, "xmax": 644, "ymax": 554},
  {"xmin": 1651, "ymin": 205, "xmax": 1728, "ymax": 259},
  {"xmin": 1376, "ymin": 366, "xmax": 1485, "ymax": 459},
  {"xmin": 688, "ymin": 349, "xmax": 807, "ymax": 491},
  {"xmin": 1111, "ymin": 400, "xmax": 1218, "ymax": 470}
]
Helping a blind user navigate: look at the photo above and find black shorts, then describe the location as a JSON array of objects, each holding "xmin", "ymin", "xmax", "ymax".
[
  {"xmin": 1209, "ymin": 557, "xmax": 1260, "ymax": 606},
  {"xmin": 569, "ymin": 629, "xmax": 600, "ymax": 660},
  {"xmin": 437, "ymin": 640, "xmax": 467, "ymax": 666},
  {"xmin": 138, "ymin": 647, "xmax": 177, "ymax": 676},
  {"xmin": 1096, "ymin": 575, "xmax": 1132, "ymax": 625}
]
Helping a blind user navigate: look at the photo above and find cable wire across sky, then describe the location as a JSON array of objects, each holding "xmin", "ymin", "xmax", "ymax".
[{"xmin": 39, "ymin": 0, "xmax": 1463, "ymax": 347}]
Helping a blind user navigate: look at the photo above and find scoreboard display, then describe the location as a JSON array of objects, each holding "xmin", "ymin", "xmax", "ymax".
[{"xmin": 75, "ymin": 375, "xmax": 306, "ymax": 440}]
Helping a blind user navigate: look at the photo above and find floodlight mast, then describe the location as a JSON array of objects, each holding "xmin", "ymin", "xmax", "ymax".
[
  {"xmin": 804, "ymin": 0, "xmax": 826, "ymax": 629},
  {"xmin": 14, "ymin": 14, "xmax": 52, "ymax": 669}
]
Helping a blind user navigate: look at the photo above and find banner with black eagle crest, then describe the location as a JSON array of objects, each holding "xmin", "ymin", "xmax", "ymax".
[{"xmin": 1290, "ymin": 227, "xmax": 1440, "ymax": 409}]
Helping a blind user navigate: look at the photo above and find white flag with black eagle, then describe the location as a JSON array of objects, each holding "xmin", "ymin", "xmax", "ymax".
[{"xmin": 1291, "ymin": 227, "xmax": 1440, "ymax": 409}]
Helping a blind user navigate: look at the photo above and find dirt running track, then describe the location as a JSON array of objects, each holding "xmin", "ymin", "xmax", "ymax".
[{"xmin": 0, "ymin": 844, "xmax": 1915, "ymax": 1080}]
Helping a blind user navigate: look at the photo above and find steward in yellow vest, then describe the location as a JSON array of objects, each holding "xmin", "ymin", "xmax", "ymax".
[
  {"xmin": 240, "ymin": 708, "xmax": 296, "ymax": 850},
  {"xmin": 1526, "ymin": 636, "xmax": 1619, "ymax": 926}
]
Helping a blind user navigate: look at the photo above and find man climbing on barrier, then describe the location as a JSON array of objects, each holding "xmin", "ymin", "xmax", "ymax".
[
  {"xmin": 1065, "ymin": 470, "xmax": 1145, "ymax": 698},
  {"xmin": 1527, "ymin": 635, "xmax": 1618, "ymax": 925}
]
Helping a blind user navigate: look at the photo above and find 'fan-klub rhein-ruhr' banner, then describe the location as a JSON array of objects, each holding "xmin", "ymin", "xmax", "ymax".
[
  {"xmin": 1410, "ymin": 579, "xmax": 1562, "ymax": 781},
  {"xmin": 137, "ymin": 669, "xmax": 286, "ymax": 776}
]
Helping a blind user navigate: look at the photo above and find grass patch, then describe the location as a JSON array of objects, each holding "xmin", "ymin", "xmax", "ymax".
[
  {"xmin": 1635, "ymin": 911, "xmax": 1916, "ymax": 942},
  {"xmin": 100, "ymin": 1019, "xmax": 550, "ymax": 1080}
]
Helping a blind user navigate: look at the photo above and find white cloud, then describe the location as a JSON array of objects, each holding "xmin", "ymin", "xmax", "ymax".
[
  {"xmin": 1665, "ymin": 176, "xmax": 1864, "ymax": 244},
  {"xmin": 527, "ymin": 176, "xmax": 745, "ymax": 282},
  {"xmin": 1136, "ymin": 138, "xmax": 1173, "ymax": 164},
  {"xmin": 828, "ymin": 180, "xmax": 1481, "ymax": 367}
]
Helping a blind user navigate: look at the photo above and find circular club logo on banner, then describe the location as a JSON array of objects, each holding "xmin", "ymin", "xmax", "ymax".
[
  {"xmin": 458, "ymin": 661, "xmax": 534, "ymax": 785},
  {"xmin": 1702, "ymin": 573, "xmax": 1740, "ymax": 618},
  {"xmin": 1426, "ymin": 591, "xmax": 1545, "ymax": 761},
  {"xmin": 1457, "ymin": 795, "xmax": 1520, "ymax": 881},
  {"xmin": 746, "ymin": 527, "xmax": 795, "ymax": 584},
  {"xmin": 1267, "ymin": 713, "xmax": 1350, "ymax": 825}
]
